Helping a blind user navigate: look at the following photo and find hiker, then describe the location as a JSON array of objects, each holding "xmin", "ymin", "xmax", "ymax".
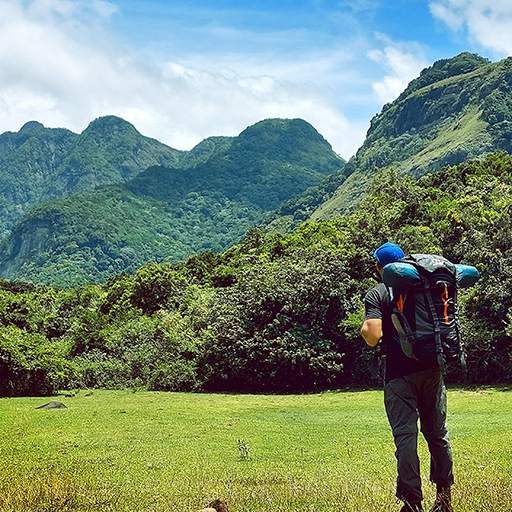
[{"xmin": 361, "ymin": 242, "xmax": 455, "ymax": 512}]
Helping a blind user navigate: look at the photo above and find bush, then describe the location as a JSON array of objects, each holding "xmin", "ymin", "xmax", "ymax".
[
  {"xmin": 0, "ymin": 326, "xmax": 74, "ymax": 396},
  {"xmin": 197, "ymin": 251, "xmax": 354, "ymax": 392}
]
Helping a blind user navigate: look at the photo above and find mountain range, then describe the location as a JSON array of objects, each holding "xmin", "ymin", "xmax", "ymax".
[
  {"xmin": 1, "ymin": 52, "xmax": 512, "ymax": 285},
  {"xmin": 269, "ymin": 52, "xmax": 512, "ymax": 229},
  {"xmin": 0, "ymin": 116, "xmax": 183, "ymax": 239},
  {"xmin": 0, "ymin": 117, "xmax": 343, "ymax": 285}
]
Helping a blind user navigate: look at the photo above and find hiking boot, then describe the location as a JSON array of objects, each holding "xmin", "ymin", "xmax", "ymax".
[
  {"xmin": 429, "ymin": 486, "xmax": 453, "ymax": 512},
  {"xmin": 400, "ymin": 502, "xmax": 424, "ymax": 512}
]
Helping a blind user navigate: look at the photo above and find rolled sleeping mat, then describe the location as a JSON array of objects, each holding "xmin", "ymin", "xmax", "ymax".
[
  {"xmin": 382, "ymin": 262, "xmax": 480, "ymax": 288},
  {"xmin": 382, "ymin": 262, "xmax": 419, "ymax": 287},
  {"xmin": 455, "ymin": 264, "xmax": 481, "ymax": 288}
]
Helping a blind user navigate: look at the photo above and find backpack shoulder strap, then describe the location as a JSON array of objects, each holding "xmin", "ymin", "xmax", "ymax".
[
  {"xmin": 418, "ymin": 273, "xmax": 446, "ymax": 372},
  {"xmin": 388, "ymin": 284, "xmax": 419, "ymax": 361}
]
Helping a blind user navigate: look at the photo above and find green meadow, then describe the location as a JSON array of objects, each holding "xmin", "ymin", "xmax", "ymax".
[{"xmin": 1, "ymin": 388, "xmax": 511, "ymax": 512}]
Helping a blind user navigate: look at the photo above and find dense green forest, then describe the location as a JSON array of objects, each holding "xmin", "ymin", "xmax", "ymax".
[
  {"xmin": 0, "ymin": 116, "xmax": 183, "ymax": 240},
  {"xmin": 2, "ymin": 152, "xmax": 512, "ymax": 397},
  {"xmin": 0, "ymin": 118, "xmax": 343, "ymax": 286}
]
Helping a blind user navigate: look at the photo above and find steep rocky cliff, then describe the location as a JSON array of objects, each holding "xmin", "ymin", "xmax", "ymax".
[{"xmin": 270, "ymin": 53, "xmax": 512, "ymax": 228}]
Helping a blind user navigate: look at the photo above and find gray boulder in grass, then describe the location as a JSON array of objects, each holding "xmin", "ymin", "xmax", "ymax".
[{"xmin": 36, "ymin": 401, "xmax": 67, "ymax": 409}]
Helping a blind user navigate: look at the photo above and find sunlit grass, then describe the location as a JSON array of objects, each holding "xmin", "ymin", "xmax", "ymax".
[{"xmin": 1, "ymin": 388, "xmax": 511, "ymax": 511}]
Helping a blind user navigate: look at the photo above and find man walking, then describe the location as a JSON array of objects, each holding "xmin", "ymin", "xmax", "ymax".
[{"xmin": 361, "ymin": 242, "xmax": 455, "ymax": 512}]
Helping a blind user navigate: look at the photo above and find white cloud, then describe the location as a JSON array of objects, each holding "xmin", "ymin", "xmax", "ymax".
[
  {"xmin": 368, "ymin": 38, "xmax": 429, "ymax": 104},
  {"xmin": 337, "ymin": 0, "xmax": 379, "ymax": 14},
  {"xmin": 0, "ymin": 0, "xmax": 380, "ymax": 159},
  {"xmin": 429, "ymin": 0, "xmax": 512, "ymax": 56},
  {"xmin": 26, "ymin": 0, "xmax": 118, "ymax": 26},
  {"xmin": 0, "ymin": 0, "xmax": 121, "ymax": 125},
  {"xmin": 157, "ymin": 61, "xmax": 354, "ymax": 154}
]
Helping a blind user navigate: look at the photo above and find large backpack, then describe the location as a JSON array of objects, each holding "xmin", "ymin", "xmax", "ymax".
[{"xmin": 381, "ymin": 254, "xmax": 480, "ymax": 372}]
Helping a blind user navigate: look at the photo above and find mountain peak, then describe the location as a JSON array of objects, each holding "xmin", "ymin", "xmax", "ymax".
[
  {"xmin": 395, "ymin": 52, "xmax": 490, "ymax": 103},
  {"xmin": 237, "ymin": 118, "xmax": 334, "ymax": 154},
  {"xmin": 19, "ymin": 120, "xmax": 45, "ymax": 133},
  {"xmin": 272, "ymin": 53, "xmax": 512, "ymax": 227},
  {"xmin": 82, "ymin": 115, "xmax": 140, "ymax": 139}
]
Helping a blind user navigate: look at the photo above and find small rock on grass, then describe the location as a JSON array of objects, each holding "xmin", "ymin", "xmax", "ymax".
[{"xmin": 35, "ymin": 401, "xmax": 67, "ymax": 410}]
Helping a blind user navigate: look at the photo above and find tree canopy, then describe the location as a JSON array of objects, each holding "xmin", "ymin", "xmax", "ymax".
[{"xmin": 1, "ymin": 152, "xmax": 512, "ymax": 396}]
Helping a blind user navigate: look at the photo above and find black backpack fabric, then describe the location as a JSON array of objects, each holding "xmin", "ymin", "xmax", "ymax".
[{"xmin": 383, "ymin": 254, "xmax": 466, "ymax": 372}]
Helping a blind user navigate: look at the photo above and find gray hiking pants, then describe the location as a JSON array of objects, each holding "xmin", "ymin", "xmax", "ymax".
[{"xmin": 384, "ymin": 367, "xmax": 454, "ymax": 504}]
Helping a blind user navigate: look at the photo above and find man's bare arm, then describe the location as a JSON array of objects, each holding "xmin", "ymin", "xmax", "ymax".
[{"xmin": 361, "ymin": 318, "xmax": 382, "ymax": 347}]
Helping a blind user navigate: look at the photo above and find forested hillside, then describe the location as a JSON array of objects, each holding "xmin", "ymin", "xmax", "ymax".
[
  {"xmin": 2, "ymin": 152, "xmax": 511, "ymax": 397},
  {"xmin": 0, "ymin": 118, "xmax": 344, "ymax": 286},
  {"xmin": 3, "ymin": 53, "xmax": 512, "ymax": 286},
  {"xmin": 0, "ymin": 116, "xmax": 183, "ymax": 241},
  {"xmin": 270, "ymin": 53, "xmax": 512, "ymax": 229}
]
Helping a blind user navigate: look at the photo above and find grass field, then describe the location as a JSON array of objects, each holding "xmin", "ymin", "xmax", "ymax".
[{"xmin": 0, "ymin": 387, "xmax": 511, "ymax": 511}]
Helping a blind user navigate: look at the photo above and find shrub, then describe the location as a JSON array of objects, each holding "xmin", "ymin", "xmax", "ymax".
[{"xmin": 0, "ymin": 326, "xmax": 74, "ymax": 396}]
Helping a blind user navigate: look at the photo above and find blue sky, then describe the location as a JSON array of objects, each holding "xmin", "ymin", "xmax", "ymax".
[{"xmin": 0, "ymin": 1, "xmax": 511, "ymax": 158}]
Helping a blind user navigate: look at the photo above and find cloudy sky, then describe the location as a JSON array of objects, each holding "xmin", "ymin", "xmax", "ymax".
[{"xmin": 0, "ymin": 0, "xmax": 511, "ymax": 159}]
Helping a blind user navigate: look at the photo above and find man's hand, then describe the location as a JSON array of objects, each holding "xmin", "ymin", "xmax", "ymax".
[{"xmin": 361, "ymin": 318, "xmax": 382, "ymax": 347}]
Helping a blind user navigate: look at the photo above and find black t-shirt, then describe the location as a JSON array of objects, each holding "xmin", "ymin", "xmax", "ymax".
[{"xmin": 364, "ymin": 282, "xmax": 438, "ymax": 381}]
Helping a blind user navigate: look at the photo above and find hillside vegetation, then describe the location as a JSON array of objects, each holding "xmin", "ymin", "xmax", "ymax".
[
  {"xmin": 1, "ymin": 152, "xmax": 512, "ymax": 396},
  {"xmin": 271, "ymin": 53, "xmax": 512, "ymax": 229},
  {"xmin": 0, "ymin": 118, "xmax": 343, "ymax": 286},
  {"xmin": 0, "ymin": 116, "xmax": 183, "ymax": 241}
]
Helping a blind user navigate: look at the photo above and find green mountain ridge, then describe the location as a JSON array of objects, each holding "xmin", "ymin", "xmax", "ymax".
[
  {"xmin": 270, "ymin": 52, "xmax": 512, "ymax": 229},
  {"xmin": 0, "ymin": 118, "xmax": 344, "ymax": 285},
  {"xmin": 3, "ymin": 52, "xmax": 512, "ymax": 285},
  {"xmin": 0, "ymin": 116, "xmax": 183, "ymax": 241}
]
